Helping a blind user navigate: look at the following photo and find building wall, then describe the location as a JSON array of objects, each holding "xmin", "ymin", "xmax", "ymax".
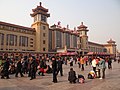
[
  {"xmin": 31, "ymin": 21, "xmax": 49, "ymax": 52},
  {"xmin": 56, "ymin": 30, "xmax": 62, "ymax": 48},
  {"xmin": 48, "ymin": 29, "xmax": 53, "ymax": 51},
  {"xmin": 0, "ymin": 24, "xmax": 35, "ymax": 51},
  {"xmin": 88, "ymin": 42, "xmax": 105, "ymax": 53},
  {"xmin": 104, "ymin": 44, "xmax": 117, "ymax": 57},
  {"xmin": 48, "ymin": 26, "xmax": 78, "ymax": 52}
]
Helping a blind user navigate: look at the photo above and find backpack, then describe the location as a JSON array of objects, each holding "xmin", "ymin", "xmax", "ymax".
[
  {"xmin": 77, "ymin": 74, "xmax": 85, "ymax": 83},
  {"xmin": 88, "ymin": 73, "xmax": 94, "ymax": 79}
]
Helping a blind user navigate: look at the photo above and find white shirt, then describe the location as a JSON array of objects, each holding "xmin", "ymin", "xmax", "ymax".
[{"xmin": 92, "ymin": 59, "xmax": 97, "ymax": 67}]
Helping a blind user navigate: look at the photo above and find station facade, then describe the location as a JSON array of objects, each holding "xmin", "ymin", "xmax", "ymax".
[{"xmin": 0, "ymin": 2, "xmax": 117, "ymax": 58}]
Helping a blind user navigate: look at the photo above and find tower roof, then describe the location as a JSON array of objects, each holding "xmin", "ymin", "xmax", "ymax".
[
  {"xmin": 77, "ymin": 22, "xmax": 87, "ymax": 29},
  {"xmin": 30, "ymin": 2, "xmax": 50, "ymax": 17},
  {"xmin": 107, "ymin": 39, "xmax": 116, "ymax": 43}
]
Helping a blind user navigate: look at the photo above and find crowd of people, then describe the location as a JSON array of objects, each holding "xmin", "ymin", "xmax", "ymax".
[
  {"xmin": 0, "ymin": 55, "xmax": 64, "ymax": 82},
  {"xmin": 0, "ymin": 54, "xmax": 119, "ymax": 84}
]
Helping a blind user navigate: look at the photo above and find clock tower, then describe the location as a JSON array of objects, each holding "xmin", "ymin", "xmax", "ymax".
[
  {"xmin": 77, "ymin": 22, "xmax": 89, "ymax": 55},
  {"xmin": 30, "ymin": 2, "xmax": 50, "ymax": 52}
]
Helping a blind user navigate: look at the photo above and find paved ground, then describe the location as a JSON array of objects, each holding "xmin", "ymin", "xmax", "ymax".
[{"xmin": 0, "ymin": 61, "xmax": 120, "ymax": 90}]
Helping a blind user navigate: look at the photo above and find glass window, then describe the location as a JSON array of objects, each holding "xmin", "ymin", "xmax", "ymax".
[
  {"xmin": 0, "ymin": 33, "xmax": 4, "ymax": 45},
  {"xmin": 10, "ymin": 34, "xmax": 14, "ymax": 46},
  {"xmin": 41, "ymin": 15, "xmax": 46, "ymax": 22},
  {"xmin": 65, "ymin": 33, "xmax": 70, "ymax": 48},
  {"xmin": 34, "ymin": 15, "xmax": 37, "ymax": 22},
  {"xmin": 19, "ymin": 36, "xmax": 28, "ymax": 47},
  {"xmin": 43, "ymin": 48, "xmax": 46, "ymax": 51},
  {"xmin": 30, "ymin": 45, "xmax": 33, "ymax": 47},
  {"xmin": 43, "ymin": 26, "xmax": 46, "ymax": 30},
  {"xmin": 6, "ymin": 34, "xmax": 17, "ymax": 46},
  {"xmin": 56, "ymin": 31, "xmax": 62, "ymax": 48},
  {"xmin": 30, "ymin": 42, "xmax": 33, "ymax": 44},
  {"xmin": 73, "ymin": 35, "xmax": 77, "ymax": 47},
  {"xmin": 30, "ymin": 38, "xmax": 33, "ymax": 40},
  {"xmin": 43, "ymin": 40, "xmax": 45, "ymax": 44},
  {"xmin": 15, "ymin": 35, "xmax": 17, "ymax": 46},
  {"xmin": 6, "ymin": 34, "xmax": 9, "ymax": 45},
  {"xmin": 43, "ymin": 33, "xmax": 46, "ymax": 37}
]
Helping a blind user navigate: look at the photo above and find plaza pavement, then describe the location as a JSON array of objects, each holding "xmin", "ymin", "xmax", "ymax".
[{"xmin": 0, "ymin": 61, "xmax": 120, "ymax": 90}]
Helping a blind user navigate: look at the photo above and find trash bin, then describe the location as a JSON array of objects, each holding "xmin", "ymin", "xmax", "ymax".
[{"xmin": 96, "ymin": 68, "xmax": 100, "ymax": 78}]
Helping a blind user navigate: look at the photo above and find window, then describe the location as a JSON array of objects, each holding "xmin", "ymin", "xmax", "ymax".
[
  {"xmin": 19, "ymin": 36, "xmax": 28, "ymax": 47},
  {"xmin": 30, "ymin": 42, "xmax": 33, "ymax": 44},
  {"xmin": 43, "ymin": 26, "xmax": 46, "ymax": 30},
  {"xmin": 6, "ymin": 34, "xmax": 17, "ymax": 46},
  {"xmin": 43, "ymin": 33, "xmax": 46, "ymax": 37},
  {"xmin": 34, "ymin": 15, "xmax": 37, "ymax": 22},
  {"xmin": 30, "ymin": 45, "xmax": 33, "ymax": 47},
  {"xmin": 41, "ymin": 15, "xmax": 46, "ymax": 22},
  {"xmin": 85, "ymin": 32, "xmax": 87, "ymax": 35},
  {"xmin": 26, "ymin": 37, "xmax": 28, "ymax": 47},
  {"xmin": 56, "ymin": 31, "xmax": 62, "ymax": 48},
  {"xmin": 43, "ymin": 40, "xmax": 45, "ymax": 44},
  {"xmin": 30, "ymin": 38, "xmax": 33, "ymax": 40},
  {"xmin": 43, "ymin": 48, "xmax": 46, "ymax": 51},
  {"xmin": 0, "ymin": 33, "xmax": 4, "ymax": 45},
  {"xmin": 65, "ymin": 33, "xmax": 70, "ymax": 48},
  {"xmin": 15, "ymin": 35, "xmax": 17, "ymax": 46}
]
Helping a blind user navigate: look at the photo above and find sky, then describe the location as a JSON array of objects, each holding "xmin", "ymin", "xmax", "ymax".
[{"xmin": 0, "ymin": 0, "xmax": 120, "ymax": 50}]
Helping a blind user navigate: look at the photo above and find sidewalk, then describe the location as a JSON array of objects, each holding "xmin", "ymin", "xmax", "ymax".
[{"xmin": 0, "ymin": 61, "xmax": 120, "ymax": 90}]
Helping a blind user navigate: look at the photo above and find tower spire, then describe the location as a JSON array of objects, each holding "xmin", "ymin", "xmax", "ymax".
[
  {"xmin": 40, "ymin": 2, "xmax": 42, "ymax": 6},
  {"xmin": 81, "ymin": 22, "xmax": 83, "ymax": 25}
]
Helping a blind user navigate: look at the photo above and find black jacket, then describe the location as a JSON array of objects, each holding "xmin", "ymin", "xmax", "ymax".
[
  {"xmin": 17, "ymin": 61, "xmax": 22, "ymax": 70},
  {"xmin": 68, "ymin": 70, "xmax": 77, "ymax": 82},
  {"xmin": 52, "ymin": 60, "xmax": 57, "ymax": 71},
  {"xmin": 3, "ymin": 60, "xmax": 10, "ymax": 71},
  {"xmin": 57, "ymin": 60, "xmax": 63, "ymax": 68}
]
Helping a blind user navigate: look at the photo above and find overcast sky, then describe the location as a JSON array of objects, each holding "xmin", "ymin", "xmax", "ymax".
[{"xmin": 0, "ymin": 0, "xmax": 120, "ymax": 50}]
